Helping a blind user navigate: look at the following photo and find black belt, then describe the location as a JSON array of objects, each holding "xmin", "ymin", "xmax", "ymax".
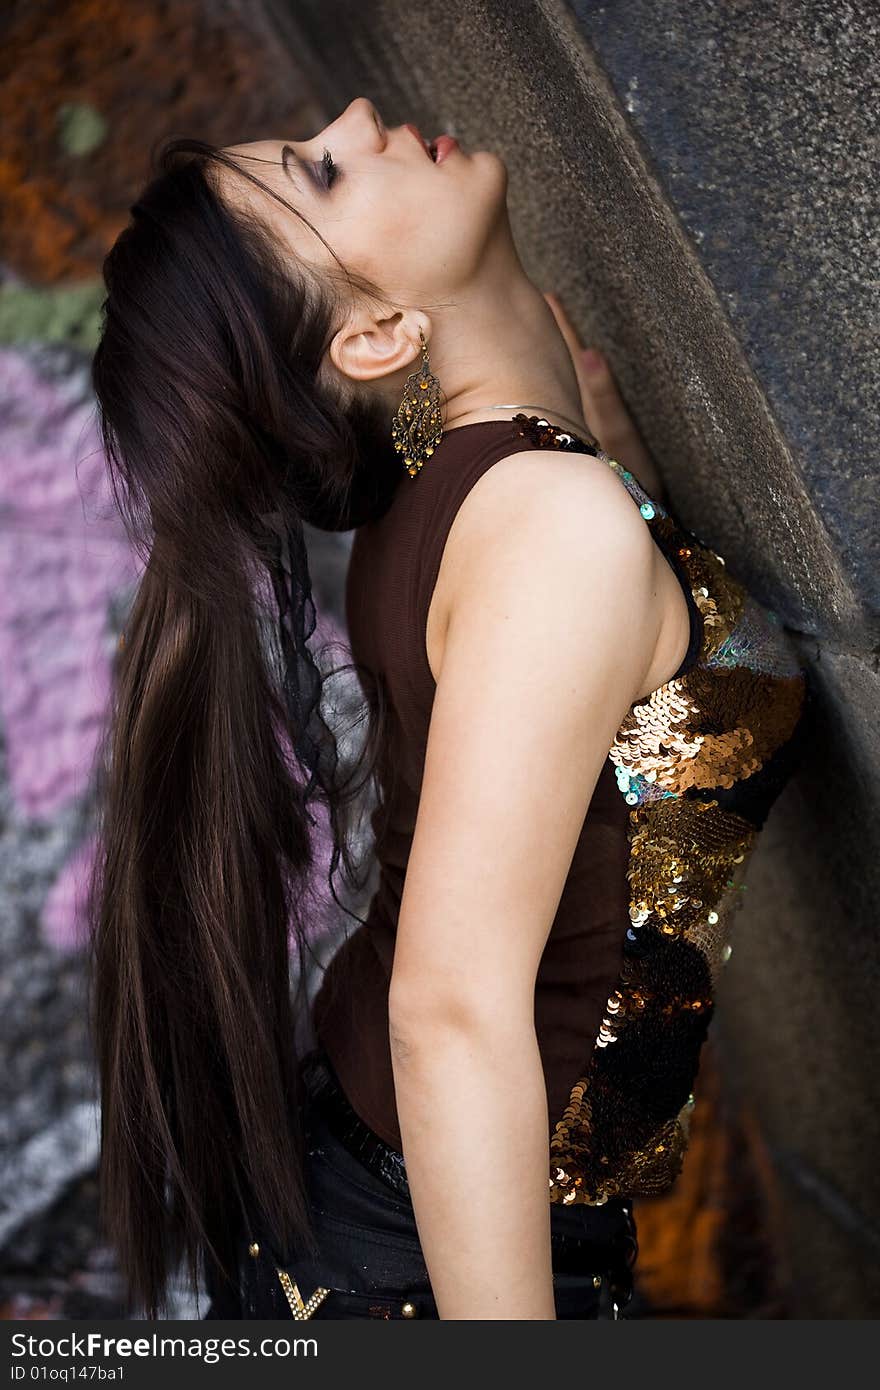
[
  {"xmin": 300, "ymin": 1047, "xmax": 413, "ymax": 1199},
  {"xmin": 298, "ymin": 1047, "xmax": 638, "ymax": 1317}
]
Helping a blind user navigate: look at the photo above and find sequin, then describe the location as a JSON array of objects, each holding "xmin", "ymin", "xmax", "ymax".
[
  {"xmin": 498, "ymin": 417, "xmax": 807, "ymax": 1207},
  {"xmin": 503, "ymin": 408, "xmax": 806, "ymax": 1206}
]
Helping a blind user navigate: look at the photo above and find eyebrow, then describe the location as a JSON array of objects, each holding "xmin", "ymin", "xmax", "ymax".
[{"xmin": 280, "ymin": 144, "xmax": 314, "ymax": 194}]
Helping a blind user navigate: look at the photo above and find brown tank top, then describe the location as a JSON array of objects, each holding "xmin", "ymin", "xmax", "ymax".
[{"xmin": 311, "ymin": 416, "xmax": 697, "ymax": 1152}]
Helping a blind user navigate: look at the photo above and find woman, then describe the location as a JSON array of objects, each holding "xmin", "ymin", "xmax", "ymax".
[{"xmin": 87, "ymin": 97, "xmax": 808, "ymax": 1321}]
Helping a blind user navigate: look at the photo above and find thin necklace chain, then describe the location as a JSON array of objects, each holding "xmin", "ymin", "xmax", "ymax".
[{"xmin": 448, "ymin": 403, "xmax": 594, "ymax": 439}]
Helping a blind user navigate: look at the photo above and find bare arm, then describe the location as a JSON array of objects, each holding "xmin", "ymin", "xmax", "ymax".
[{"xmin": 387, "ymin": 450, "xmax": 662, "ymax": 1319}]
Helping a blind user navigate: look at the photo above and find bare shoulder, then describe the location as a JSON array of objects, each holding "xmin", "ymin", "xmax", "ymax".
[{"xmin": 435, "ymin": 447, "xmax": 656, "ymax": 620}]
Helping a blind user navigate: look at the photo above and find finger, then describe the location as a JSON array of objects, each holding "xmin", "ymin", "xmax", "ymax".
[
  {"xmin": 580, "ymin": 350, "xmax": 651, "ymax": 469},
  {"xmin": 543, "ymin": 293, "xmax": 601, "ymax": 432},
  {"xmin": 543, "ymin": 295, "xmax": 630, "ymax": 439},
  {"xmin": 543, "ymin": 293, "xmax": 607, "ymax": 424},
  {"xmin": 543, "ymin": 291, "xmax": 585, "ymax": 361},
  {"xmin": 543, "ymin": 293, "xmax": 661, "ymax": 491}
]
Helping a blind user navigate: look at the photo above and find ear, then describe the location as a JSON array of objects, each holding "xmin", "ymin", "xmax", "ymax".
[{"xmin": 328, "ymin": 310, "xmax": 430, "ymax": 385}]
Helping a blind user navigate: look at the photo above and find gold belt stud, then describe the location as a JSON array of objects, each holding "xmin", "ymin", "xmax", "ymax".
[
  {"xmin": 276, "ymin": 1268, "xmax": 331, "ymax": 1319},
  {"xmin": 401, "ymin": 1300, "xmax": 419, "ymax": 1318}
]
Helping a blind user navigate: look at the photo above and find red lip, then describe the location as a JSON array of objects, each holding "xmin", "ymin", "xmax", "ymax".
[
  {"xmin": 404, "ymin": 122, "xmax": 432, "ymax": 159},
  {"xmin": 432, "ymin": 134, "xmax": 459, "ymax": 164}
]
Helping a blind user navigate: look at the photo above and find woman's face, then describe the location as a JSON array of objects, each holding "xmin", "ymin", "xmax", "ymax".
[{"xmin": 221, "ymin": 97, "xmax": 510, "ymax": 309}]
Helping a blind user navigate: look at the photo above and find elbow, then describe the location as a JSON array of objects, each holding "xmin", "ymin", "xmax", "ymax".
[
  {"xmin": 387, "ymin": 976, "xmax": 532, "ymax": 1064},
  {"xmin": 386, "ymin": 984, "xmax": 464, "ymax": 1060}
]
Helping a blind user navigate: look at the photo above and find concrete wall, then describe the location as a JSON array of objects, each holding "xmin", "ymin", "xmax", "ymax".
[{"xmin": 270, "ymin": 0, "xmax": 880, "ymax": 1315}]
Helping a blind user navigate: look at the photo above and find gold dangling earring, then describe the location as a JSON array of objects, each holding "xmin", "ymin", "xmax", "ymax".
[{"xmin": 391, "ymin": 327, "xmax": 444, "ymax": 478}]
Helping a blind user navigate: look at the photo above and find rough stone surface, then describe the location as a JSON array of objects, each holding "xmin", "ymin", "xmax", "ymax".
[{"xmin": 573, "ymin": 0, "xmax": 879, "ymax": 613}]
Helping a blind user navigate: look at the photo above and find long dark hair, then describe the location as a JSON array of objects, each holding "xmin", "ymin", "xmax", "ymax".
[{"xmin": 86, "ymin": 136, "xmax": 402, "ymax": 1318}]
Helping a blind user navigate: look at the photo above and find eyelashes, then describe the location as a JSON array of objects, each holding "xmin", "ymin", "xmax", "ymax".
[{"xmin": 319, "ymin": 147, "xmax": 339, "ymax": 188}]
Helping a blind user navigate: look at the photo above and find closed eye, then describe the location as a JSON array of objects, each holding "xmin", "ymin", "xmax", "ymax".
[{"xmin": 280, "ymin": 143, "xmax": 340, "ymax": 194}]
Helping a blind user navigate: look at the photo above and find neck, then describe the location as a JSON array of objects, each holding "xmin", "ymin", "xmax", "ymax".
[
  {"xmin": 444, "ymin": 402, "xmax": 592, "ymax": 437},
  {"xmin": 392, "ymin": 239, "xmax": 592, "ymax": 443}
]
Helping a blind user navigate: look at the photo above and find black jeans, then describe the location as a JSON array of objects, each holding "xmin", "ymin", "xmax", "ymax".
[{"xmin": 204, "ymin": 1055, "xmax": 638, "ymax": 1321}]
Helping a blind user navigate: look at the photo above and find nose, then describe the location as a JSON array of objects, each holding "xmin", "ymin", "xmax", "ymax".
[
  {"xmin": 339, "ymin": 95, "xmax": 385, "ymax": 145},
  {"xmin": 308, "ymin": 97, "xmax": 385, "ymax": 159}
]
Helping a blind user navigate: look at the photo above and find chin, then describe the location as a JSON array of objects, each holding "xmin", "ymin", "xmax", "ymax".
[
  {"xmin": 475, "ymin": 145, "xmax": 507, "ymax": 169},
  {"xmin": 471, "ymin": 147, "xmax": 508, "ymax": 194}
]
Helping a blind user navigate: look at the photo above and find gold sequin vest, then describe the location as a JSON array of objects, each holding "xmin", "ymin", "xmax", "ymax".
[{"xmin": 500, "ymin": 416, "xmax": 809, "ymax": 1206}]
